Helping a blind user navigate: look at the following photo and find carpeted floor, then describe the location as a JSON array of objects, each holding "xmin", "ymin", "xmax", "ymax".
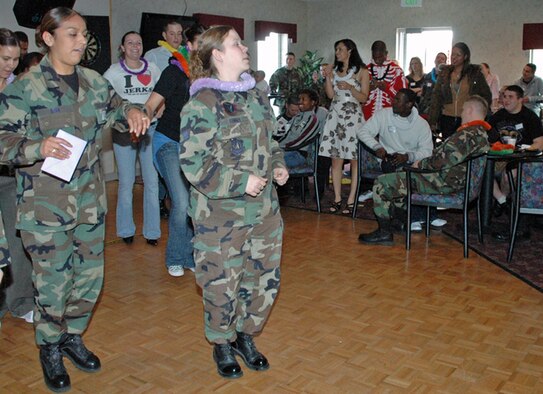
[{"xmin": 280, "ymin": 180, "xmax": 543, "ymax": 292}]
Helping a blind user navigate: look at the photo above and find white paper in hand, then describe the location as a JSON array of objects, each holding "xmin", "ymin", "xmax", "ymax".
[{"xmin": 41, "ymin": 129, "xmax": 87, "ymax": 182}]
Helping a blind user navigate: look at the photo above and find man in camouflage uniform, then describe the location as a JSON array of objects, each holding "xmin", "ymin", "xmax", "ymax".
[
  {"xmin": 269, "ymin": 52, "xmax": 304, "ymax": 112},
  {"xmin": 359, "ymin": 95, "xmax": 491, "ymax": 245},
  {"xmin": 180, "ymin": 72, "xmax": 287, "ymax": 378},
  {"xmin": 0, "ymin": 52, "xmax": 145, "ymax": 390}
]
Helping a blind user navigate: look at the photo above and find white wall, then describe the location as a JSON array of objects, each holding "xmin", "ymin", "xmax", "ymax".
[
  {"xmin": 110, "ymin": 0, "xmax": 308, "ymax": 71},
  {"xmin": 306, "ymin": 0, "xmax": 543, "ymax": 86}
]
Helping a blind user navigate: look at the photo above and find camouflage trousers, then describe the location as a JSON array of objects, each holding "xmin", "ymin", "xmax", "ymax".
[
  {"xmin": 193, "ymin": 214, "xmax": 283, "ymax": 344},
  {"xmin": 373, "ymin": 171, "xmax": 453, "ymax": 219},
  {"xmin": 20, "ymin": 220, "xmax": 105, "ymax": 345}
]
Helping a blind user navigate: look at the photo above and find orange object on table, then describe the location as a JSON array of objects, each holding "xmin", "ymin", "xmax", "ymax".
[{"xmin": 490, "ymin": 141, "xmax": 515, "ymax": 151}]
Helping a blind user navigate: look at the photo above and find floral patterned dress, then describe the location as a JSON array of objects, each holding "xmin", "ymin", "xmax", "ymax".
[{"xmin": 319, "ymin": 68, "xmax": 364, "ymax": 160}]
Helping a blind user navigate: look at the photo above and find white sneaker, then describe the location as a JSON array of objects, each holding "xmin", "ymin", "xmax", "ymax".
[
  {"xmin": 358, "ymin": 190, "xmax": 373, "ymax": 203},
  {"xmin": 410, "ymin": 221, "xmax": 422, "ymax": 232},
  {"xmin": 431, "ymin": 218, "xmax": 448, "ymax": 227},
  {"xmin": 168, "ymin": 266, "xmax": 185, "ymax": 277},
  {"xmin": 187, "ymin": 267, "xmax": 195, "ymax": 273},
  {"xmin": 19, "ymin": 310, "xmax": 34, "ymax": 323}
]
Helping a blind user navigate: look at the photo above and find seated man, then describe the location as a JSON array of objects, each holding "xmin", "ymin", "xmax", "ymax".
[
  {"xmin": 359, "ymin": 95, "xmax": 491, "ymax": 245},
  {"xmin": 356, "ymin": 89, "xmax": 437, "ymax": 229},
  {"xmin": 274, "ymin": 95, "xmax": 301, "ymax": 142},
  {"xmin": 357, "ymin": 88, "xmax": 433, "ymax": 172},
  {"xmin": 254, "ymin": 70, "xmax": 270, "ymax": 95},
  {"xmin": 276, "ymin": 89, "xmax": 327, "ymax": 169},
  {"xmin": 488, "ymin": 85, "xmax": 543, "ymax": 216}
]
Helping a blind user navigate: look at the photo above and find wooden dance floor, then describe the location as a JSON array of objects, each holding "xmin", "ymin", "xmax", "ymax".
[{"xmin": 1, "ymin": 182, "xmax": 543, "ymax": 392}]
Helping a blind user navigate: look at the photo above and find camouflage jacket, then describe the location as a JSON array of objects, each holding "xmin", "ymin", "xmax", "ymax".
[
  {"xmin": 180, "ymin": 87, "xmax": 286, "ymax": 227},
  {"xmin": 0, "ymin": 55, "xmax": 139, "ymax": 232},
  {"xmin": 269, "ymin": 67, "xmax": 303, "ymax": 104},
  {"xmin": 418, "ymin": 120, "xmax": 490, "ymax": 191},
  {"xmin": 0, "ymin": 211, "xmax": 9, "ymax": 268}
]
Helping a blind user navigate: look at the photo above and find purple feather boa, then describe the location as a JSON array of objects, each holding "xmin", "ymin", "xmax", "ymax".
[{"xmin": 190, "ymin": 72, "xmax": 256, "ymax": 96}]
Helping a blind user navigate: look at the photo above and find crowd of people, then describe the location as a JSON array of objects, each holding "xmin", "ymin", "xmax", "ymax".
[
  {"xmin": 269, "ymin": 39, "xmax": 542, "ymax": 236},
  {"xmin": 1, "ymin": 7, "xmax": 543, "ymax": 392}
]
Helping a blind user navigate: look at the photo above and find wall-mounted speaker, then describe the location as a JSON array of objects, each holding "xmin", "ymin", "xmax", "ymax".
[{"xmin": 13, "ymin": 0, "xmax": 76, "ymax": 29}]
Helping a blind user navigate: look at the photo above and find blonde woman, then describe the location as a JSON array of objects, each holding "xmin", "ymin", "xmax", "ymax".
[{"xmin": 180, "ymin": 26, "xmax": 288, "ymax": 379}]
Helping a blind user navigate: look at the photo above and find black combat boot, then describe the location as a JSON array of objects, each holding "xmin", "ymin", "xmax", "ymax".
[
  {"xmin": 358, "ymin": 217, "xmax": 394, "ymax": 245},
  {"xmin": 60, "ymin": 334, "xmax": 101, "ymax": 373},
  {"xmin": 213, "ymin": 343, "xmax": 243, "ymax": 379},
  {"xmin": 391, "ymin": 207, "xmax": 407, "ymax": 234},
  {"xmin": 232, "ymin": 332, "xmax": 270, "ymax": 371},
  {"xmin": 39, "ymin": 343, "xmax": 71, "ymax": 392}
]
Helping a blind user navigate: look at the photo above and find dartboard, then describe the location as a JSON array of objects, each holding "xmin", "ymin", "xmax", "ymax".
[{"xmin": 81, "ymin": 31, "xmax": 101, "ymax": 66}]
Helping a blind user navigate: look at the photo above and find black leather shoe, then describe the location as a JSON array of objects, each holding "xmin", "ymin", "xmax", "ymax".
[
  {"xmin": 39, "ymin": 344, "xmax": 71, "ymax": 392},
  {"xmin": 358, "ymin": 229, "xmax": 394, "ymax": 245},
  {"xmin": 493, "ymin": 200, "xmax": 510, "ymax": 218},
  {"xmin": 391, "ymin": 219, "xmax": 405, "ymax": 234},
  {"xmin": 146, "ymin": 239, "xmax": 158, "ymax": 246},
  {"xmin": 60, "ymin": 334, "xmax": 101, "ymax": 373},
  {"xmin": 160, "ymin": 199, "xmax": 170, "ymax": 219},
  {"xmin": 213, "ymin": 343, "xmax": 243, "ymax": 379},
  {"xmin": 232, "ymin": 332, "xmax": 270, "ymax": 371},
  {"xmin": 492, "ymin": 229, "xmax": 531, "ymax": 242},
  {"xmin": 122, "ymin": 236, "xmax": 134, "ymax": 244}
]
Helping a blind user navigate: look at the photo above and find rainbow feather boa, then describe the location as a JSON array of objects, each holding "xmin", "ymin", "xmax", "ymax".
[{"xmin": 158, "ymin": 40, "xmax": 190, "ymax": 77}]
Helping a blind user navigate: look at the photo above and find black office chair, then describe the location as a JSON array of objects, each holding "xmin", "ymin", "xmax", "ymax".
[
  {"xmin": 405, "ymin": 153, "xmax": 487, "ymax": 258},
  {"xmin": 286, "ymin": 139, "xmax": 321, "ymax": 213},
  {"xmin": 352, "ymin": 141, "xmax": 383, "ymax": 219},
  {"xmin": 507, "ymin": 156, "xmax": 543, "ymax": 262}
]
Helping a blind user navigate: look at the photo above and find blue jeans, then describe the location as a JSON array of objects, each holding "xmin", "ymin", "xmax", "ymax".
[
  {"xmin": 283, "ymin": 151, "xmax": 307, "ymax": 169},
  {"xmin": 154, "ymin": 140, "xmax": 194, "ymax": 268},
  {"xmin": 113, "ymin": 127, "xmax": 160, "ymax": 240}
]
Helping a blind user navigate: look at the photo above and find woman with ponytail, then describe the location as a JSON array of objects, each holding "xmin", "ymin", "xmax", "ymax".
[{"xmin": 180, "ymin": 26, "xmax": 288, "ymax": 379}]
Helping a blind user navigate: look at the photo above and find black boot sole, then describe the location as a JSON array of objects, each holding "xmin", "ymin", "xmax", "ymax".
[
  {"xmin": 358, "ymin": 239, "xmax": 394, "ymax": 246},
  {"xmin": 42, "ymin": 379, "xmax": 71, "ymax": 393},
  {"xmin": 40, "ymin": 362, "xmax": 71, "ymax": 393},
  {"xmin": 232, "ymin": 347, "xmax": 270, "ymax": 371},
  {"xmin": 61, "ymin": 352, "xmax": 101, "ymax": 373},
  {"xmin": 212, "ymin": 352, "xmax": 243, "ymax": 379}
]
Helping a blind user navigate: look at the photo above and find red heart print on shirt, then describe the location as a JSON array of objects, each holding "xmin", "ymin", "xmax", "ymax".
[{"xmin": 137, "ymin": 74, "xmax": 151, "ymax": 86}]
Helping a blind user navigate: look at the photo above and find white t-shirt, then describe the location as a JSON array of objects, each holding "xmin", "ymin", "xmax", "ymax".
[
  {"xmin": 144, "ymin": 46, "xmax": 173, "ymax": 73},
  {"xmin": 103, "ymin": 60, "xmax": 161, "ymax": 104}
]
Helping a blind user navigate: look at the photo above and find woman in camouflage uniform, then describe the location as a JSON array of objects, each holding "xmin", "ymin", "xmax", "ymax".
[
  {"xmin": 0, "ymin": 8, "xmax": 149, "ymax": 392},
  {"xmin": 180, "ymin": 26, "xmax": 288, "ymax": 379}
]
